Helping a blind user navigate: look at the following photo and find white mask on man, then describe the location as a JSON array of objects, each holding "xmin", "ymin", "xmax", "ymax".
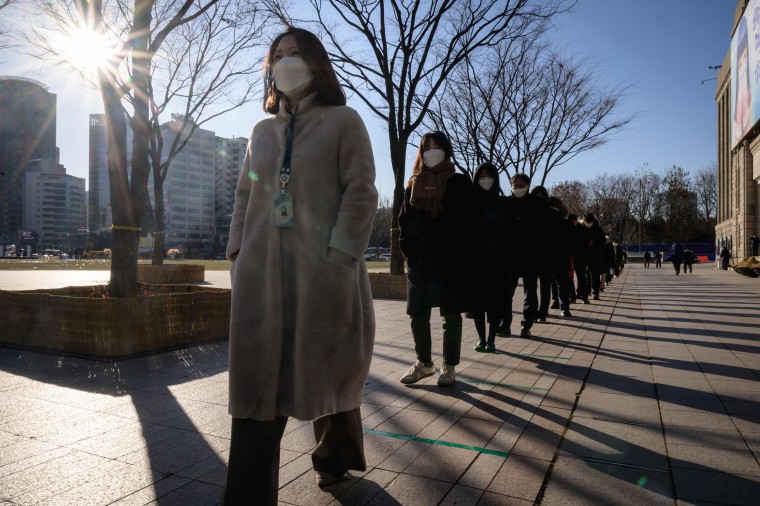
[
  {"xmin": 273, "ymin": 56, "xmax": 312, "ymax": 95},
  {"xmin": 478, "ymin": 177, "xmax": 495, "ymax": 191},
  {"xmin": 512, "ymin": 187, "xmax": 528, "ymax": 198},
  {"xmin": 422, "ymin": 148, "xmax": 446, "ymax": 167}
]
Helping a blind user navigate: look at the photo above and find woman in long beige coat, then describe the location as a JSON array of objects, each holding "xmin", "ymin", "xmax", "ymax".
[{"xmin": 223, "ymin": 27, "xmax": 377, "ymax": 504}]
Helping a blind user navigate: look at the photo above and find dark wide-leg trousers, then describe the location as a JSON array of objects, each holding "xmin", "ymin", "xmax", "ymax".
[
  {"xmin": 411, "ymin": 309, "xmax": 462, "ymax": 366},
  {"xmin": 222, "ymin": 408, "xmax": 365, "ymax": 505}
]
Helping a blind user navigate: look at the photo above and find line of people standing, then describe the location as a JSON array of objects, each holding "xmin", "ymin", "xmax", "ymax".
[{"xmin": 398, "ymin": 131, "xmax": 619, "ymax": 387}]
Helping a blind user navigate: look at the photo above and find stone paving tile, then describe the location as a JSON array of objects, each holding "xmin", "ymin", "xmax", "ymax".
[
  {"xmin": 540, "ymin": 456, "xmax": 673, "ymax": 505},
  {"xmin": 327, "ymin": 468, "xmax": 397, "ymax": 506},
  {"xmin": 109, "ymin": 475, "xmax": 192, "ymax": 505},
  {"xmin": 671, "ymin": 468, "xmax": 760, "ymax": 505},
  {"xmin": 487, "ymin": 454, "xmax": 550, "ymax": 501},
  {"xmin": 663, "ymin": 425, "xmax": 750, "ymax": 451},
  {"xmin": 558, "ymin": 417, "xmax": 669, "ymax": 471},
  {"xmin": 660, "ymin": 408, "xmax": 739, "ymax": 431},
  {"xmin": 667, "ymin": 443, "xmax": 760, "ymax": 476},
  {"xmin": 376, "ymin": 440, "xmax": 429, "ymax": 474},
  {"xmin": 145, "ymin": 479, "xmax": 223, "ymax": 505},
  {"xmin": 403, "ymin": 445, "xmax": 477, "ymax": 482},
  {"xmin": 367, "ymin": 472, "xmax": 452, "ymax": 506},
  {"xmin": 439, "ymin": 484, "xmax": 484, "ymax": 505},
  {"xmin": 477, "ymin": 491, "xmax": 532, "ymax": 505},
  {"xmin": 458, "ymin": 452, "xmax": 505, "ymax": 491}
]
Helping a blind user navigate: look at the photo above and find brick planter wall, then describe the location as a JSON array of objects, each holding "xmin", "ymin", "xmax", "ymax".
[
  {"xmin": 368, "ymin": 273, "xmax": 407, "ymax": 300},
  {"xmin": 0, "ymin": 285, "xmax": 230, "ymax": 359}
]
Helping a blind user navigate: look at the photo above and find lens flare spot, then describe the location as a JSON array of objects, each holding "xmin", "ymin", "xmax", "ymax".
[
  {"xmin": 636, "ymin": 476, "xmax": 648, "ymax": 488},
  {"xmin": 248, "ymin": 171, "xmax": 259, "ymax": 182}
]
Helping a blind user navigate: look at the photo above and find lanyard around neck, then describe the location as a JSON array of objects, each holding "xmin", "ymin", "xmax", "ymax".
[{"xmin": 280, "ymin": 106, "xmax": 298, "ymax": 195}]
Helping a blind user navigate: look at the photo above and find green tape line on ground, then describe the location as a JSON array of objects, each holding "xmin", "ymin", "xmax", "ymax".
[
  {"xmin": 459, "ymin": 378, "xmax": 550, "ymax": 391},
  {"xmin": 362, "ymin": 428, "xmax": 509, "ymax": 458}
]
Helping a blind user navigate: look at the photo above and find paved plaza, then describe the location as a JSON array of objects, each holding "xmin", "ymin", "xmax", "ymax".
[{"xmin": 1, "ymin": 263, "xmax": 759, "ymax": 505}]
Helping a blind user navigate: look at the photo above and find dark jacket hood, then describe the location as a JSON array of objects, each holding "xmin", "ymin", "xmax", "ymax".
[{"xmin": 473, "ymin": 162, "xmax": 502, "ymax": 197}]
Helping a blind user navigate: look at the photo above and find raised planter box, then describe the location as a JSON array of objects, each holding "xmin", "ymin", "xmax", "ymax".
[
  {"xmin": 734, "ymin": 267, "xmax": 759, "ymax": 277},
  {"xmin": 0, "ymin": 285, "xmax": 230, "ymax": 359},
  {"xmin": 368, "ymin": 272, "xmax": 407, "ymax": 300},
  {"xmin": 137, "ymin": 264, "xmax": 205, "ymax": 284}
]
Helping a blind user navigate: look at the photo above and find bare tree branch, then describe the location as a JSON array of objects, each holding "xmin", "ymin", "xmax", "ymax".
[{"xmin": 309, "ymin": 0, "xmax": 571, "ymax": 274}]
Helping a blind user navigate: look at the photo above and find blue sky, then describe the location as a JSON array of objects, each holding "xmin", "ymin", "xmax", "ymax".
[{"xmin": 0, "ymin": 0, "xmax": 735, "ymax": 199}]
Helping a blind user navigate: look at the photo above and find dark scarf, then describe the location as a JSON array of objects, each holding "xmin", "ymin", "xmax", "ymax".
[{"xmin": 410, "ymin": 160, "xmax": 455, "ymax": 218}]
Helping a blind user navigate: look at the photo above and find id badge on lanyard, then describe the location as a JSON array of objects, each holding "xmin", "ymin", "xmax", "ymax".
[{"xmin": 275, "ymin": 109, "xmax": 297, "ymax": 228}]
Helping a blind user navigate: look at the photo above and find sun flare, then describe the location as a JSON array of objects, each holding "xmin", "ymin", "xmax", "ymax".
[{"xmin": 63, "ymin": 28, "xmax": 113, "ymax": 76}]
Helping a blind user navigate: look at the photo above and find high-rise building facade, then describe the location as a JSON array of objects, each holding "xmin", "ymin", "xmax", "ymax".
[
  {"xmin": 214, "ymin": 135, "xmax": 247, "ymax": 250},
  {"xmin": 88, "ymin": 114, "xmax": 111, "ymax": 232},
  {"xmin": 0, "ymin": 77, "xmax": 58, "ymax": 241},
  {"xmin": 22, "ymin": 163, "xmax": 86, "ymax": 250},
  {"xmin": 151, "ymin": 116, "xmax": 216, "ymax": 252}
]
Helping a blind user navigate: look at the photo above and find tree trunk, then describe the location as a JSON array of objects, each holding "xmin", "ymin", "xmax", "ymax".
[
  {"xmin": 151, "ymin": 175, "xmax": 166, "ymax": 266},
  {"xmin": 389, "ymin": 136, "xmax": 408, "ymax": 276},
  {"xmin": 101, "ymin": 74, "xmax": 136, "ymax": 297}
]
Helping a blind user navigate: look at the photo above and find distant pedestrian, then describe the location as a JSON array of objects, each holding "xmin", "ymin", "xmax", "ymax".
[
  {"xmin": 643, "ymin": 251, "xmax": 652, "ymax": 268},
  {"xmin": 750, "ymin": 234, "xmax": 759, "ymax": 256},
  {"xmin": 655, "ymin": 251, "xmax": 663, "ymax": 269},
  {"xmin": 720, "ymin": 246, "xmax": 732, "ymax": 270},
  {"xmin": 584, "ymin": 213, "xmax": 606, "ymax": 300},
  {"xmin": 683, "ymin": 248, "xmax": 695, "ymax": 273},
  {"xmin": 668, "ymin": 242, "xmax": 685, "ymax": 275}
]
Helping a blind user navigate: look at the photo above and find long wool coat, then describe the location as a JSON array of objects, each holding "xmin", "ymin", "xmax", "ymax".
[{"xmin": 225, "ymin": 95, "xmax": 378, "ymax": 421}]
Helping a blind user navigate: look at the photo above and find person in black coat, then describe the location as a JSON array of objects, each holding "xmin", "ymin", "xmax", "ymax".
[
  {"xmin": 603, "ymin": 236, "xmax": 616, "ymax": 285},
  {"xmin": 530, "ymin": 186, "xmax": 559, "ymax": 322},
  {"xmin": 569, "ymin": 214, "xmax": 590, "ymax": 304},
  {"xmin": 499, "ymin": 173, "xmax": 548, "ymax": 338},
  {"xmin": 398, "ymin": 131, "xmax": 476, "ymax": 387},
  {"xmin": 548, "ymin": 197, "xmax": 573, "ymax": 317},
  {"xmin": 683, "ymin": 248, "xmax": 695, "ymax": 273},
  {"xmin": 584, "ymin": 212, "xmax": 606, "ymax": 300},
  {"xmin": 471, "ymin": 162, "xmax": 513, "ymax": 353}
]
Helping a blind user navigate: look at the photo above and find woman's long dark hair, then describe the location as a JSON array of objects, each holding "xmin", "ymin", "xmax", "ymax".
[
  {"xmin": 407, "ymin": 131, "xmax": 454, "ymax": 188},
  {"xmin": 263, "ymin": 27, "xmax": 346, "ymax": 114}
]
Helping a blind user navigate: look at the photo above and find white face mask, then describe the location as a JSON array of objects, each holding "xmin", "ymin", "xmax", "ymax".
[
  {"xmin": 478, "ymin": 177, "xmax": 495, "ymax": 191},
  {"xmin": 512, "ymin": 187, "xmax": 527, "ymax": 198},
  {"xmin": 422, "ymin": 148, "xmax": 446, "ymax": 167},
  {"xmin": 272, "ymin": 56, "xmax": 312, "ymax": 95}
]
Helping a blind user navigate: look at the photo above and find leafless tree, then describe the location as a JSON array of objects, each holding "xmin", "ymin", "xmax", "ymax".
[
  {"xmin": 694, "ymin": 164, "xmax": 717, "ymax": 224},
  {"xmin": 0, "ymin": 0, "xmax": 14, "ymax": 50},
  {"xmin": 428, "ymin": 38, "xmax": 634, "ymax": 187},
  {"xmin": 586, "ymin": 172, "xmax": 636, "ymax": 240},
  {"xmin": 368, "ymin": 189, "xmax": 393, "ymax": 251},
  {"xmin": 662, "ymin": 165, "xmax": 697, "ymax": 242},
  {"xmin": 24, "ymin": 0, "xmax": 274, "ymax": 296},
  {"xmin": 145, "ymin": 3, "xmax": 272, "ymax": 265},
  {"xmin": 549, "ymin": 179, "xmax": 590, "ymax": 217},
  {"xmin": 308, "ymin": 0, "xmax": 569, "ymax": 275}
]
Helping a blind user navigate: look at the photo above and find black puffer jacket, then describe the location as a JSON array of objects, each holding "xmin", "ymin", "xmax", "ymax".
[{"xmin": 399, "ymin": 172, "xmax": 476, "ymax": 316}]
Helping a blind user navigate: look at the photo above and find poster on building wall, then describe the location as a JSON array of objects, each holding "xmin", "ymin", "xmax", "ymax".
[{"xmin": 732, "ymin": 0, "xmax": 760, "ymax": 147}]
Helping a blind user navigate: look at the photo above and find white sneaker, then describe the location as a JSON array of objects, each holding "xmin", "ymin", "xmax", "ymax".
[
  {"xmin": 400, "ymin": 361, "xmax": 435, "ymax": 384},
  {"xmin": 437, "ymin": 363, "xmax": 456, "ymax": 386}
]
